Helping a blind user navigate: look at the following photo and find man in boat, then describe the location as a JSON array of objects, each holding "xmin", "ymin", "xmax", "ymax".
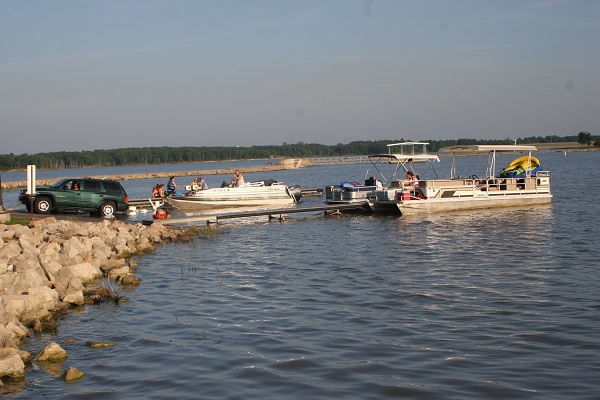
[
  {"xmin": 233, "ymin": 169, "xmax": 245, "ymax": 186},
  {"xmin": 197, "ymin": 176, "xmax": 208, "ymax": 190}
]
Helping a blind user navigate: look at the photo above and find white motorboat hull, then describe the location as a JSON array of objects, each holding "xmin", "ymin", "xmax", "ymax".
[{"xmin": 165, "ymin": 184, "xmax": 296, "ymax": 210}]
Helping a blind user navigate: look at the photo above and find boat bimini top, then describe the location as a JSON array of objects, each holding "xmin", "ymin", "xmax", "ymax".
[
  {"xmin": 438, "ymin": 144, "xmax": 539, "ymax": 179},
  {"xmin": 367, "ymin": 142, "xmax": 440, "ymax": 183}
]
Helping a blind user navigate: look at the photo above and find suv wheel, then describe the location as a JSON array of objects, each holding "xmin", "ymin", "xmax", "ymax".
[
  {"xmin": 34, "ymin": 197, "xmax": 53, "ymax": 214},
  {"xmin": 99, "ymin": 201, "xmax": 117, "ymax": 217}
]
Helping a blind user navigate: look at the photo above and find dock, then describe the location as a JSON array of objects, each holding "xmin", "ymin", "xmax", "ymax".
[
  {"xmin": 305, "ymin": 155, "xmax": 370, "ymax": 164},
  {"xmin": 143, "ymin": 203, "xmax": 370, "ymax": 225}
]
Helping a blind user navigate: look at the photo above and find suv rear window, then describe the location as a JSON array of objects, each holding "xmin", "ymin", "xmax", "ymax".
[
  {"xmin": 103, "ymin": 181, "xmax": 123, "ymax": 193},
  {"xmin": 83, "ymin": 181, "xmax": 101, "ymax": 192}
]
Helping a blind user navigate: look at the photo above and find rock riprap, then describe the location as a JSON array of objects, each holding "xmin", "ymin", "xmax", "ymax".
[{"xmin": 0, "ymin": 217, "xmax": 191, "ymax": 381}]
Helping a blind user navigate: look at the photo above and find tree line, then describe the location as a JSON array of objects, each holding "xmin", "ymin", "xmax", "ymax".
[{"xmin": 0, "ymin": 133, "xmax": 596, "ymax": 172}]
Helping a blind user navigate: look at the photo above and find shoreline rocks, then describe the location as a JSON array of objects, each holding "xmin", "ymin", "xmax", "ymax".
[{"xmin": 0, "ymin": 217, "xmax": 193, "ymax": 382}]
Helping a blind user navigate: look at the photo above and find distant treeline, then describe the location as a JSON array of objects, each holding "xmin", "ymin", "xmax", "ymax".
[{"xmin": 0, "ymin": 134, "xmax": 588, "ymax": 171}]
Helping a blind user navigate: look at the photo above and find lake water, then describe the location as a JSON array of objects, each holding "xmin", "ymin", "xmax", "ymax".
[{"xmin": 2, "ymin": 151, "xmax": 600, "ymax": 399}]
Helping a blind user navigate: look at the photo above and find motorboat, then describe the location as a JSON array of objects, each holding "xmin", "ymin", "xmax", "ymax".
[
  {"xmin": 323, "ymin": 142, "xmax": 440, "ymax": 205},
  {"xmin": 367, "ymin": 144, "xmax": 552, "ymax": 215},
  {"xmin": 165, "ymin": 180, "xmax": 300, "ymax": 210},
  {"xmin": 323, "ymin": 178, "xmax": 383, "ymax": 205}
]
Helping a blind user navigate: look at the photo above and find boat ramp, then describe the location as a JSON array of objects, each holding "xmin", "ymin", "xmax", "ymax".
[{"xmin": 142, "ymin": 203, "xmax": 369, "ymax": 226}]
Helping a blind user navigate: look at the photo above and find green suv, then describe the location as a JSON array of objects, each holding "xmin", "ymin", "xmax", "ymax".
[{"xmin": 19, "ymin": 178, "xmax": 129, "ymax": 217}]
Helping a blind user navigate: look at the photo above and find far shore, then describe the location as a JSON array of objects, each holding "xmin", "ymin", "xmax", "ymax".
[
  {"xmin": 1, "ymin": 143, "xmax": 597, "ymax": 191},
  {"xmin": 1, "ymin": 159, "xmax": 310, "ymax": 190}
]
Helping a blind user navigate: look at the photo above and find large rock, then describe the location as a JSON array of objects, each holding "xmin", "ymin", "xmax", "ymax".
[
  {"xmin": 0, "ymin": 242, "xmax": 22, "ymax": 265},
  {"xmin": 61, "ymin": 290, "xmax": 84, "ymax": 305},
  {"xmin": 0, "ymin": 352, "xmax": 25, "ymax": 378},
  {"xmin": 1, "ymin": 286, "xmax": 59, "ymax": 323},
  {"xmin": 9, "ymin": 224, "xmax": 32, "ymax": 239},
  {"xmin": 59, "ymin": 237, "xmax": 86, "ymax": 265},
  {"xmin": 108, "ymin": 265, "xmax": 130, "ymax": 279},
  {"xmin": 34, "ymin": 342, "xmax": 68, "ymax": 361},
  {"xmin": 30, "ymin": 217, "xmax": 58, "ymax": 230},
  {"xmin": 0, "ymin": 325, "xmax": 15, "ymax": 349},
  {"xmin": 116, "ymin": 273, "xmax": 140, "ymax": 286},
  {"xmin": 0, "ymin": 269, "xmax": 49, "ymax": 295},
  {"xmin": 57, "ymin": 263, "xmax": 102, "ymax": 284},
  {"xmin": 64, "ymin": 366, "xmax": 84, "ymax": 382},
  {"xmin": 5, "ymin": 321, "xmax": 30, "ymax": 341},
  {"xmin": 0, "ymin": 230, "xmax": 15, "ymax": 240}
]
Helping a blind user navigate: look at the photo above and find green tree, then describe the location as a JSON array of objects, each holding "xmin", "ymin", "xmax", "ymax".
[{"xmin": 578, "ymin": 131, "xmax": 592, "ymax": 146}]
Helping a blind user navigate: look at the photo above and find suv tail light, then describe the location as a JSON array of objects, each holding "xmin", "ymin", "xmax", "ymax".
[{"xmin": 124, "ymin": 196, "xmax": 129, "ymax": 204}]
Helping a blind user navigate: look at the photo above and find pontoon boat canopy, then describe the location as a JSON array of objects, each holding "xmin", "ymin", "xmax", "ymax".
[
  {"xmin": 368, "ymin": 153, "xmax": 440, "ymax": 162},
  {"xmin": 439, "ymin": 145, "xmax": 539, "ymax": 179},
  {"xmin": 439, "ymin": 145, "xmax": 538, "ymax": 153}
]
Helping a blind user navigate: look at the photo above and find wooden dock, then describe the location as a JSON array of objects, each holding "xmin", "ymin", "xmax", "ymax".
[
  {"xmin": 306, "ymin": 155, "xmax": 370, "ymax": 164},
  {"xmin": 144, "ymin": 203, "xmax": 370, "ymax": 225},
  {"xmin": 127, "ymin": 198, "xmax": 169, "ymax": 209}
]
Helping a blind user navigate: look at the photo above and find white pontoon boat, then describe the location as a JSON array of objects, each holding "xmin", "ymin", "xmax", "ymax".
[
  {"xmin": 367, "ymin": 144, "xmax": 552, "ymax": 215},
  {"xmin": 323, "ymin": 142, "xmax": 440, "ymax": 205}
]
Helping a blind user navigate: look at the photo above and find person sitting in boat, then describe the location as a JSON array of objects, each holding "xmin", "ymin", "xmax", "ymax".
[
  {"xmin": 405, "ymin": 171, "xmax": 417, "ymax": 185},
  {"xmin": 189, "ymin": 177, "xmax": 198, "ymax": 189},
  {"xmin": 152, "ymin": 184, "xmax": 161, "ymax": 198},
  {"xmin": 233, "ymin": 169, "xmax": 245, "ymax": 186},
  {"xmin": 229, "ymin": 179, "xmax": 237, "ymax": 187},
  {"xmin": 166, "ymin": 176, "xmax": 181, "ymax": 196},
  {"xmin": 196, "ymin": 176, "xmax": 208, "ymax": 190}
]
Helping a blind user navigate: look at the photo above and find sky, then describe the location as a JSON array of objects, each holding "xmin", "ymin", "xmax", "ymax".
[{"xmin": 1, "ymin": 0, "xmax": 599, "ymax": 155}]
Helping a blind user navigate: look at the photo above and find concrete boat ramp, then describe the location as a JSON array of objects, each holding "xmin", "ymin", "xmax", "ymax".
[{"xmin": 144, "ymin": 203, "xmax": 370, "ymax": 226}]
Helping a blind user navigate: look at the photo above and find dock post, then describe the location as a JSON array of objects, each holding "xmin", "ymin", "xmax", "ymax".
[{"xmin": 0, "ymin": 173, "xmax": 9, "ymax": 223}]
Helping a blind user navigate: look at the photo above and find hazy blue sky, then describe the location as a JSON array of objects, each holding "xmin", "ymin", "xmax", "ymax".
[{"xmin": 1, "ymin": 0, "xmax": 599, "ymax": 154}]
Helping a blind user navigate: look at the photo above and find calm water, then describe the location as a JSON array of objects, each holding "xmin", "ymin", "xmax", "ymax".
[{"xmin": 3, "ymin": 151, "xmax": 600, "ymax": 399}]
